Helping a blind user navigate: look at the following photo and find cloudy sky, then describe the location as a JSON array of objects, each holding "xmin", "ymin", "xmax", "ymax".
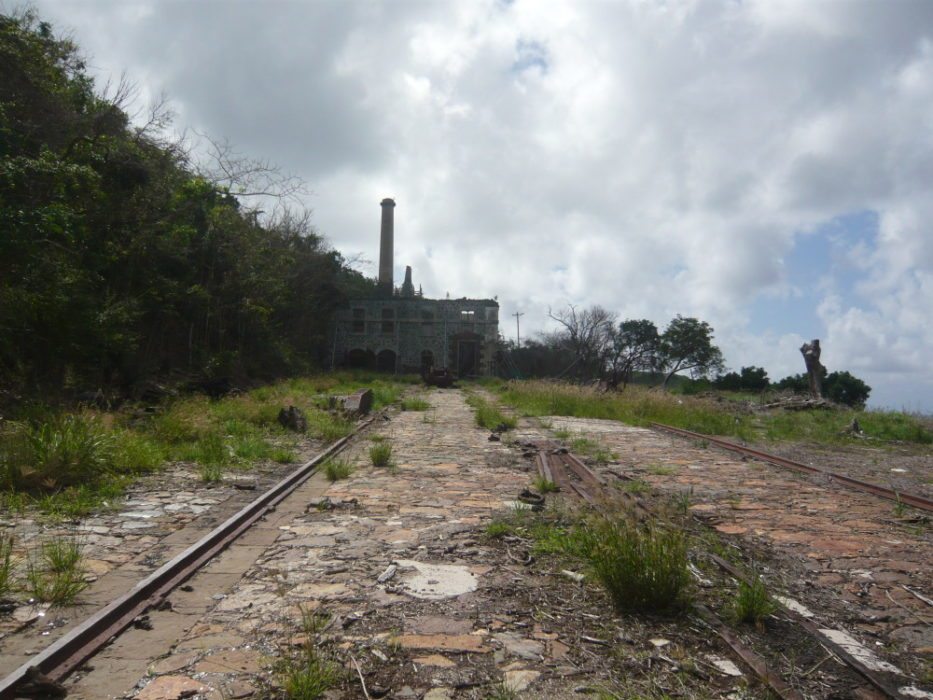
[{"xmin": 28, "ymin": 0, "xmax": 933, "ymax": 410}]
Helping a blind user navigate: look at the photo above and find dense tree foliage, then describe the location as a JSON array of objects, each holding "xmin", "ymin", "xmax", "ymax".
[
  {"xmin": 658, "ymin": 316, "xmax": 724, "ymax": 388},
  {"xmin": 0, "ymin": 12, "xmax": 373, "ymax": 395},
  {"xmin": 715, "ymin": 366, "xmax": 770, "ymax": 392},
  {"xmin": 604, "ymin": 319, "xmax": 661, "ymax": 389}
]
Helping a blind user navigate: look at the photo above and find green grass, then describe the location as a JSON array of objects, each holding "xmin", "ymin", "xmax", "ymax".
[
  {"xmin": 323, "ymin": 457, "xmax": 353, "ymax": 482},
  {"xmin": 731, "ymin": 575, "xmax": 776, "ymax": 626},
  {"xmin": 25, "ymin": 536, "xmax": 89, "ymax": 605},
  {"xmin": 400, "ymin": 397, "xmax": 431, "ymax": 411},
  {"xmin": 495, "ymin": 380, "xmax": 933, "ymax": 446},
  {"xmin": 0, "ymin": 534, "xmax": 14, "ymax": 599},
  {"xmin": 464, "ymin": 393, "xmax": 517, "ymax": 431},
  {"xmin": 484, "ymin": 521, "xmax": 513, "ymax": 539},
  {"xmin": 0, "ymin": 372, "xmax": 416, "ymax": 518},
  {"xmin": 570, "ymin": 436, "xmax": 615, "ymax": 463},
  {"xmin": 533, "ymin": 476, "xmax": 559, "ymax": 493},
  {"xmin": 369, "ymin": 442, "xmax": 393, "ymax": 467},
  {"xmin": 277, "ymin": 607, "xmax": 341, "ymax": 700},
  {"xmin": 199, "ymin": 462, "xmax": 223, "ymax": 483},
  {"xmin": 574, "ymin": 510, "xmax": 691, "ymax": 613},
  {"xmin": 622, "ymin": 479, "xmax": 651, "ymax": 495}
]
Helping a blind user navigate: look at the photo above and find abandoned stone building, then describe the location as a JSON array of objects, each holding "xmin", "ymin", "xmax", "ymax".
[{"xmin": 331, "ymin": 198, "xmax": 500, "ymax": 376}]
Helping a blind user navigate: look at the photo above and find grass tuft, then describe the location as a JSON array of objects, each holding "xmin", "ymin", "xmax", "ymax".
[
  {"xmin": 575, "ymin": 510, "xmax": 690, "ymax": 613},
  {"xmin": 400, "ymin": 397, "xmax": 430, "ymax": 411},
  {"xmin": 533, "ymin": 476, "xmax": 559, "ymax": 493},
  {"xmin": 277, "ymin": 606, "xmax": 340, "ymax": 700},
  {"xmin": 731, "ymin": 575, "xmax": 776, "ymax": 627},
  {"xmin": 323, "ymin": 458, "xmax": 353, "ymax": 482},
  {"xmin": 0, "ymin": 534, "xmax": 14, "ymax": 599},
  {"xmin": 26, "ymin": 536, "xmax": 88, "ymax": 605},
  {"xmin": 369, "ymin": 442, "xmax": 393, "ymax": 467},
  {"xmin": 484, "ymin": 520, "xmax": 513, "ymax": 539},
  {"xmin": 465, "ymin": 394, "xmax": 517, "ymax": 431}
]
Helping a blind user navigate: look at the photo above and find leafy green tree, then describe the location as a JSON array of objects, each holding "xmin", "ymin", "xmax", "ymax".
[
  {"xmin": 604, "ymin": 319, "xmax": 660, "ymax": 390},
  {"xmin": 714, "ymin": 371, "xmax": 742, "ymax": 391},
  {"xmin": 739, "ymin": 366, "xmax": 770, "ymax": 392},
  {"xmin": 823, "ymin": 371, "xmax": 871, "ymax": 408},
  {"xmin": 659, "ymin": 316, "xmax": 724, "ymax": 388},
  {"xmin": 0, "ymin": 10, "xmax": 375, "ymax": 395}
]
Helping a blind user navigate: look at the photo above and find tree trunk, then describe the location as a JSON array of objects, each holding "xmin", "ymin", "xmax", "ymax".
[{"xmin": 799, "ymin": 339, "xmax": 825, "ymax": 399}]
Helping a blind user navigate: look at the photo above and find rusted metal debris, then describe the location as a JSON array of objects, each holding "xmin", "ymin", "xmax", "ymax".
[
  {"xmin": 423, "ymin": 368, "xmax": 455, "ymax": 388},
  {"xmin": 650, "ymin": 422, "xmax": 933, "ymax": 513}
]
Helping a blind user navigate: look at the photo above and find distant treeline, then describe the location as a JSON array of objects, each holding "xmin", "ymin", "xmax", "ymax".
[
  {"xmin": 0, "ymin": 11, "xmax": 374, "ymax": 397},
  {"xmin": 503, "ymin": 305, "xmax": 871, "ymax": 408}
]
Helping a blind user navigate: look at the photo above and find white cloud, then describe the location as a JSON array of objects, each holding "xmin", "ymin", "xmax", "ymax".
[{"xmin": 31, "ymin": 0, "xmax": 933, "ymax": 408}]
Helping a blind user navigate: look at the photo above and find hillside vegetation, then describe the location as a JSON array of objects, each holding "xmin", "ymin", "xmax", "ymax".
[{"xmin": 1, "ymin": 11, "xmax": 372, "ymax": 399}]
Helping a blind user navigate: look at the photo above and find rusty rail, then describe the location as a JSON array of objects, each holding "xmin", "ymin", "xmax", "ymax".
[
  {"xmin": 650, "ymin": 423, "xmax": 933, "ymax": 513},
  {"xmin": 538, "ymin": 443, "xmax": 884, "ymax": 700},
  {"xmin": 0, "ymin": 418, "xmax": 373, "ymax": 699}
]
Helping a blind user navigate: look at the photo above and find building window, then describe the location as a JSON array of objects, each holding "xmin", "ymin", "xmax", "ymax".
[
  {"xmin": 352, "ymin": 308, "xmax": 365, "ymax": 333},
  {"xmin": 381, "ymin": 308, "xmax": 395, "ymax": 334},
  {"xmin": 460, "ymin": 309, "xmax": 475, "ymax": 330}
]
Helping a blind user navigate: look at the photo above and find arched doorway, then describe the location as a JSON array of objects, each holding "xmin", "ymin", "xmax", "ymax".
[
  {"xmin": 347, "ymin": 349, "xmax": 375, "ymax": 370},
  {"xmin": 376, "ymin": 349, "xmax": 397, "ymax": 373}
]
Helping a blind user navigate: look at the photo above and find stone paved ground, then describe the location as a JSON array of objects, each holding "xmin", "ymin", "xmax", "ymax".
[
  {"xmin": 66, "ymin": 389, "xmax": 786, "ymax": 699},
  {"xmin": 0, "ymin": 437, "xmax": 327, "ymax": 678},
  {"xmin": 544, "ymin": 416, "xmax": 933, "ymax": 688}
]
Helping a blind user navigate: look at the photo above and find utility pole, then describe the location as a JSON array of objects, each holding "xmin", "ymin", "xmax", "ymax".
[{"xmin": 512, "ymin": 312, "xmax": 524, "ymax": 348}]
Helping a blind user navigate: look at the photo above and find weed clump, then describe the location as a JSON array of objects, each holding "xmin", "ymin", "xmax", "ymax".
[
  {"xmin": 323, "ymin": 458, "xmax": 353, "ymax": 482},
  {"xmin": 731, "ymin": 575, "xmax": 775, "ymax": 627},
  {"xmin": 369, "ymin": 442, "xmax": 393, "ymax": 467},
  {"xmin": 0, "ymin": 535, "xmax": 14, "ymax": 599},
  {"xmin": 484, "ymin": 521, "xmax": 512, "ymax": 539},
  {"xmin": 575, "ymin": 511, "xmax": 690, "ymax": 613},
  {"xmin": 533, "ymin": 476, "xmax": 559, "ymax": 493},
  {"xmin": 276, "ymin": 607, "xmax": 340, "ymax": 699},
  {"xmin": 401, "ymin": 397, "xmax": 430, "ymax": 411},
  {"xmin": 26, "ymin": 536, "xmax": 89, "ymax": 605},
  {"xmin": 465, "ymin": 394, "xmax": 516, "ymax": 431}
]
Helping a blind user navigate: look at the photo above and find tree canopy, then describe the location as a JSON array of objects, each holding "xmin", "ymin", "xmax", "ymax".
[
  {"xmin": 658, "ymin": 316, "xmax": 724, "ymax": 388},
  {"xmin": 0, "ymin": 11, "xmax": 373, "ymax": 395}
]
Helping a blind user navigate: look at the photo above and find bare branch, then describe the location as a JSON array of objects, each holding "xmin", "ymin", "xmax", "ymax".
[{"xmin": 194, "ymin": 131, "xmax": 309, "ymax": 208}]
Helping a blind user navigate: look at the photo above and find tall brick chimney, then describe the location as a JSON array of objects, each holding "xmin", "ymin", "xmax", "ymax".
[{"xmin": 378, "ymin": 198, "xmax": 395, "ymax": 296}]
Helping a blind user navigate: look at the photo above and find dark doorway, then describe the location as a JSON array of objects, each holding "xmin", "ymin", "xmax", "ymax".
[
  {"xmin": 420, "ymin": 350, "xmax": 434, "ymax": 373},
  {"xmin": 376, "ymin": 349, "xmax": 397, "ymax": 373},
  {"xmin": 347, "ymin": 348, "xmax": 375, "ymax": 369},
  {"xmin": 456, "ymin": 340, "xmax": 478, "ymax": 376}
]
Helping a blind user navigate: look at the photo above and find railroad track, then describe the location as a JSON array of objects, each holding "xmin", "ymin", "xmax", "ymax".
[
  {"xmin": 0, "ymin": 417, "xmax": 374, "ymax": 700},
  {"xmin": 533, "ymin": 442, "xmax": 923, "ymax": 700},
  {"xmin": 650, "ymin": 422, "xmax": 933, "ymax": 513}
]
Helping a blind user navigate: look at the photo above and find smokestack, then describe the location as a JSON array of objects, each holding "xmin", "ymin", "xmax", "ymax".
[
  {"xmin": 378, "ymin": 198, "xmax": 395, "ymax": 295},
  {"xmin": 401, "ymin": 265, "xmax": 414, "ymax": 298}
]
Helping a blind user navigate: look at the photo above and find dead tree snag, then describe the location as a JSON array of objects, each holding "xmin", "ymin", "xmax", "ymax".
[{"xmin": 799, "ymin": 339, "xmax": 825, "ymax": 399}]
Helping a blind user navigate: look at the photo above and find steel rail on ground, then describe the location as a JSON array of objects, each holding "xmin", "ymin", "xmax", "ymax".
[
  {"xmin": 0, "ymin": 417, "xmax": 374, "ymax": 700},
  {"xmin": 649, "ymin": 422, "xmax": 933, "ymax": 513},
  {"xmin": 533, "ymin": 444, "xmax": 804, "ymax": 700}
]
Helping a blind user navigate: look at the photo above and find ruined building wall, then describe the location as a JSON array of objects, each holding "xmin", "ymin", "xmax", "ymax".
[{"xmin": 333, "ymin": 298, "xmax": 499, "ymax": 376}]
